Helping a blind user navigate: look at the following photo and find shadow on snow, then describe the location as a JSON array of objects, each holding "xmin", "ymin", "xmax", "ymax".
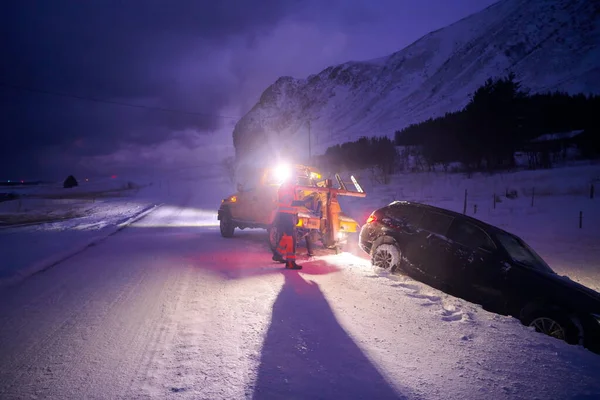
[{"xmin": 251, "ymin": 271, "xmax": 406, "ymax": 400}]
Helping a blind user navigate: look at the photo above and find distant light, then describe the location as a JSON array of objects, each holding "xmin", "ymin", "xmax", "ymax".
[
  {"xmin": 20, "ymin": 180, "xmax": 24, "ymax": 183},
  {"xmin": 7, "ymin": 180, "xmax": 10, "ymax": 183},
  {"xmin": 111, "ymin": 175, "xmax": 117, "ymax": 179},
  {"xmin": 85, "ymin": 178, "xmax": 89, "ymax": 182}
]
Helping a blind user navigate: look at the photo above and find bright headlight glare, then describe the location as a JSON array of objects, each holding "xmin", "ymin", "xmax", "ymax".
[
  {"xmin": 593, "ymin": 314, "xmax": 600, "ymax": 324},
  {"xmin": 274, "ymin": 164, "xmax": 291, "ymax": 182}
]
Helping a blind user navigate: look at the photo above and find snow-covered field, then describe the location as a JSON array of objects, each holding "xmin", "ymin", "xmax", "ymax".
[
  {"xmin": 0, "ymin": 178, "xmax": 154, "ymax": 286},
  {"xmin": 0, "ymin": 164, "xmax": 599, "ymax": 399},
  {"xmin": 0, "ymin": 173, "xmax": 233, "ymax": 287}
]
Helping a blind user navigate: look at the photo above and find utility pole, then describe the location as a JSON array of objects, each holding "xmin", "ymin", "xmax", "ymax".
[{"xmin": 307, "ymin": 119, "xmax": 311, "ymax": 160}]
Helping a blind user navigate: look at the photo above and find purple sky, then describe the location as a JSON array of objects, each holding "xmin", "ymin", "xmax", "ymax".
[{"xmin": 1, "ymin": 0, "xmax": 498, "ymax": 180}]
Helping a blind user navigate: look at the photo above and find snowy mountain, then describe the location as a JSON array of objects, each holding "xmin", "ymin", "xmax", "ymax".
[{"xmin": 232, "ymin": 0, "xmax": 600, "ymax": 161}]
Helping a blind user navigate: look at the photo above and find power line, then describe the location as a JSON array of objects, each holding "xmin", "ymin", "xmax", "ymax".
[{"xmin": 0, "ymin": 82, "xmax": 242, "ymax": 120}]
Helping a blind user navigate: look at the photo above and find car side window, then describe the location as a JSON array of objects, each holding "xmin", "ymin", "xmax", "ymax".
[
  {"xmin": 447, "ymin": 220, "xmax": 496, "ymax": 251},
  {"xmin": 387, "ymin": 205, "xmax": 424, "ymax": 227},
  {"xmin": 419, "ymin": 211, "xmax": 453, "ymax": 236}
]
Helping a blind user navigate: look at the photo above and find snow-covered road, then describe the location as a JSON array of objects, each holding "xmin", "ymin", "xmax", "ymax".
[{"xmin": 1, "ymin": 183, "xmax": 600, "ymax": 400}]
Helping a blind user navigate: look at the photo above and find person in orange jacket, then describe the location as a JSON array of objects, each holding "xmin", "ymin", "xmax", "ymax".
[{"xmin": 272, "ymin": 178, "xmax": 303, "ymax": 270}]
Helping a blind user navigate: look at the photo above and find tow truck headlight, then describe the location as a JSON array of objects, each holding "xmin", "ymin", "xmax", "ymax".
[{"xmin": 274, "ymin": 164, "xmax": 291, "ymax": 183}]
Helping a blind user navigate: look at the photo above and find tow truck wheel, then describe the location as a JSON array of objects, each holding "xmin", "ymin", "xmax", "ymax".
[
  {"xmin": 338, "ymin": 232, "xmax": 359, "ymax": 254},
  {"xmin": 267, "ymin": 225, "xmax": 281, "ymax": 252},
  {"xmin": 220, "ymin": 213, "xmax": 235, "ymax": 238},
  {"xmin": 321, "ymin": 232, "xmax": 336, "ymax": 249}
]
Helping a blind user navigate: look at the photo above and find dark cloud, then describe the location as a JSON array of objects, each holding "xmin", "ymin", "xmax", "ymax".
[
  {"xmin": 1, "ymin": 0, "xmax": 301, "ymax": 178},
  {"xmin": 1, "ymin": 0, "xmax": 498, "ymax": 179}
]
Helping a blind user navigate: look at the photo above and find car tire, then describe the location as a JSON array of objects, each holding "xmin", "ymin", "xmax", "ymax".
[
  {"xmin": 219, "ymin": 212, "xmax": 235, "ymax": 238},
  {"xmin": 521, "ymin": 308, "xmax": 581, "ymax": 345},
  {"xmin": 371, "ymin": 243, "xmax": 401, "ymax": 272}
]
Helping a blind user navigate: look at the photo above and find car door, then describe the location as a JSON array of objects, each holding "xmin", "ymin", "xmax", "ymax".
[
  {"xmin": 403, "ymin": 210, "xmax": 454, "ymax": 281},
  {"xmin": 492, "ymin": 231, "xmax": 558, "ymax": 315},
  {"xmin": 444, "ymin": 219, "xmax": 507, "ymax": 310}
]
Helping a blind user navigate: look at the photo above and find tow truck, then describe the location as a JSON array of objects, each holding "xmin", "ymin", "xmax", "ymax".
[{"xmin": 217, "ymin": 163, "xmax": 366, "ymax": 253}]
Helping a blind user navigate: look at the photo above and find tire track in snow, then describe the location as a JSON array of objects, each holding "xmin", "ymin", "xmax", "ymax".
[
  {"xmin": 0, "ymin": 199, "xmax": 196, "ymax": 399},
  {"xmin": 0, "ymin": 250, "xmax": 179, "ymax": 399},
  {"xmin": 0, "ymin": 291, "xmax": 98, "ymax": 396},
  {"xmin": 0, "ymin": 243, "xmax": 147, "ymax": 395},
  {"xmin": 127, "ymin": 260, "xmax": 281, "ymax": 399},
  {"xmin": 126, "ymin": 268, "xmax": 194, "ymax": 398}
]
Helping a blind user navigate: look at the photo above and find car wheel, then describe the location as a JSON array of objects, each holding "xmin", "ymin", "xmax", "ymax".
[
  {"xmin": 372, "ymin": 243, "xmax": 401, "ymax": 272},
  {"xmin": 219, "ymin": 213, "xmax": 235, "ymax": 238},
  {"xmin": 522, "ymin": 309, "xmax": 580, "ymax": 345}
]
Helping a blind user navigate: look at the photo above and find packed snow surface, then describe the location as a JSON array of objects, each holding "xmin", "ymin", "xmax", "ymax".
[{"xmin": 0, "ymin": 164, "xmax": 599, "ymax": 399}]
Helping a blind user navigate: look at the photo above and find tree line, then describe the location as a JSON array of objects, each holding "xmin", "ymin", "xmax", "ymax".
[
  {"xmin": 317, "ymin": 74, "xmax": 599, "ymax": 179},
  {"xmin": 394, "ymin": 74, "xmax": 600, "ymax": 171},
  {"xmin": 315, "ymin": 136, "xmax": 397, "ymax": 184}
]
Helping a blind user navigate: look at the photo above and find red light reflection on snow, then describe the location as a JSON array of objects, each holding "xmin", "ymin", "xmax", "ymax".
[
  {"xmin": 189, "ymin": 250, "xmax": 265, "ymax": 266},
  {"xmin": 186, "ymin": 250, "xmax": 341, "ymax": 280}
]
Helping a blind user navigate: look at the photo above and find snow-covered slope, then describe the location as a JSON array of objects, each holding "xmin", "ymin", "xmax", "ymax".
[{"xmin": 232, "ymin": 0, "xmax": 600, "ymax": 161}]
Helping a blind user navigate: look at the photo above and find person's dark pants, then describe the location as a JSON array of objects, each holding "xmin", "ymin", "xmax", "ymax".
[
  {"xmin": 274, "ymin": 213, "xmax": 297, "ymax": 262},
  {"xmin": 305, "ymin": 235, "xmax": 313, "ymax": 256}
]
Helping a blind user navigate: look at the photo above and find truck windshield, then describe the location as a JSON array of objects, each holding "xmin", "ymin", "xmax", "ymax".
[
  {"xmin": 297, "ymin": 176, "xmax": 313, "ymax": 186},
  {"xmin": 265, "ymin": 174, "xmax": 313, "ymax": 186},
  {"xmin": 495, "ymin": 232, "xmax": 555, "ymax": 274},
  {"xmin": 265, "ymin": 167, "xmax": 312, "ymax": 186}
]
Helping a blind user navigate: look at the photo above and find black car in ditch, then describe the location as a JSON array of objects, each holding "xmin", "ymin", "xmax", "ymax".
[{"xmin": 359, "ymin": 200, "xmax": 600, "ymax": 353}]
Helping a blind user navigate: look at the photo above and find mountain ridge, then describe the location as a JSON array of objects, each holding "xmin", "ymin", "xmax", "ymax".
[{"xmin": 232, "ymin": 0, "xmax": 600, "ymax": 162}]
